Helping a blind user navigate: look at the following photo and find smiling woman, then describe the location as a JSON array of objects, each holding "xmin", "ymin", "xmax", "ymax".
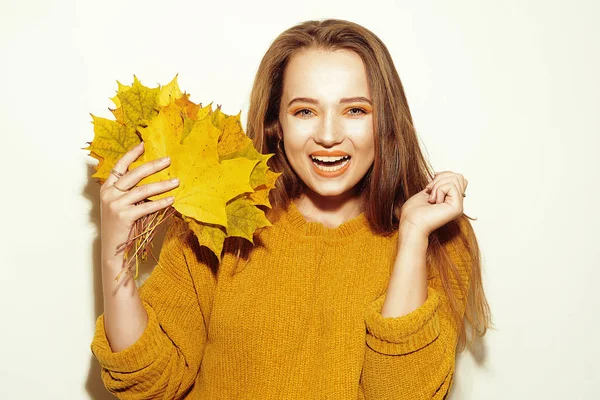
[
  {"xmin": 279, "ymin": 48, "xmax": 376, "ymax": 210},
  {"xmin": 90, "ymin": 18, "xmax": 492, "ymax": 400}
]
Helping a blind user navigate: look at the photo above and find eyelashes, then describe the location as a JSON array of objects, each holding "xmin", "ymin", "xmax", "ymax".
[
  {"xmin": 293, "ymin": 107, "xmax": 369, "ymax": 118},
  {"xmin": 295, "ymin": 109, "xmax": 314, "ymax": 118}
]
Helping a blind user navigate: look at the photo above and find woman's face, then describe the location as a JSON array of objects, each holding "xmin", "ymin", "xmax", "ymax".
[{"xmin": 278, "ymin": 48, "xmax": 375, "ymax": 199}]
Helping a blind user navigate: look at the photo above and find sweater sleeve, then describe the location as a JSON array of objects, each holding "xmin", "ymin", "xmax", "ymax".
[
  {"xmin": 90, "ymin": 217, "xmax": 217, "ymax": 399},
  {"xmin": 360, "ymin": 248, "xmax": 471, "ymax": 400}
]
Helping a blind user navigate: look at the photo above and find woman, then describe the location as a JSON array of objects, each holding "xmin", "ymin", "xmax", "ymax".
[{"xmin": 91, "ymin": 19, "xmax": 492, "ymax": 399}]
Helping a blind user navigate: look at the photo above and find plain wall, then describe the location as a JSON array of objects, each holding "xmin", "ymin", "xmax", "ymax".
[{"xmin": 0, "ymin": 0, "xmax": 598, "ymax": 398}]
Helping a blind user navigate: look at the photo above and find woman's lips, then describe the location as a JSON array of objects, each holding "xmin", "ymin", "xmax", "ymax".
[
  {"xmin": 307, "ymin": 150, "xmax": 352, "ymax": 178},
  {"xmin": 310, "ymin": 150, "xmax": 350, "ymax": 157}
]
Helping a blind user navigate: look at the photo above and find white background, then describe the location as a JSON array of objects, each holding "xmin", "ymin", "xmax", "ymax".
[{"xmin": 0, "ymin": 0, "xmax": 598, "ymax": 398}]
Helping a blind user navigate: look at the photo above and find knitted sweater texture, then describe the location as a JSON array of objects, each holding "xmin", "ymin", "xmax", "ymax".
[{"xmin": 91, "ymin": 202, "xmax": 470, "ymax": 399}]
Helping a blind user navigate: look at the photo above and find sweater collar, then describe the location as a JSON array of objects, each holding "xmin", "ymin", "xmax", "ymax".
[{"xmin": 281, "ymin": 201, "xmax": 371, "ymax": 239}]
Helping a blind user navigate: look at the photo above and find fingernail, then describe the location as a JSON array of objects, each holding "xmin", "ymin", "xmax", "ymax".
[
  {"xmin": 161, "ymin": 156, "xmax": 170, "ymax": 163},
  {"xmin": 170, "ymin": 178, "xmax": 179, "ymax": 184}
]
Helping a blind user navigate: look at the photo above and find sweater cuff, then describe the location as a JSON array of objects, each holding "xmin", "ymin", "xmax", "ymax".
[
  {"xmin": 365, "ymin": 286, "xmax": 441, "ymax": 355},
  {"xmin": 90, "ymin": 301, "xmax": 171, "ymax": 371}
]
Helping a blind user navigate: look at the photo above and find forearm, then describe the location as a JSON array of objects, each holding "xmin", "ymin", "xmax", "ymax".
[
  {"xmin": 380, "ymin": 228, "xmax": 429, "ymax": 318},
  {"xmin": 93, "ymin": 258, "xmax": 207, "ymax": 399},
  {"xmin": 101, "ymin": 253, "xmax": 148, "ymax": 352},
  {"xmin": 362, "ymin": 226, "xmax": 468, "ymax": 399}
]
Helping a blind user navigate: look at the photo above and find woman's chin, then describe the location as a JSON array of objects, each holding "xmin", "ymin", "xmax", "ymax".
[{"xmin": 304, "ymin": 179, "xmax": 361, "ymax": 199}]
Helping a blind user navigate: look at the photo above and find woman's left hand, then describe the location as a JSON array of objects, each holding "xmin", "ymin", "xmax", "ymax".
[{"xmin": 397, "ymin": 171, "xmax": 468, "ymax": 239}]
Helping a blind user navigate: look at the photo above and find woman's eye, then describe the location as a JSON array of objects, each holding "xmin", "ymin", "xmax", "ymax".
[
  {"xmin": 294, "ymin": 109, "xmax": 314, "ymax": 118},
  {"xmin": 348, "ymin": 107, "xmax": 367, "ymax": 116},
  {"xmin": 294, "ymin": 108, "xmax": 312, "ymax": 118},
  {"xmin": 293, "ymin": 107, "xmax": 367, "ymax": 118}
]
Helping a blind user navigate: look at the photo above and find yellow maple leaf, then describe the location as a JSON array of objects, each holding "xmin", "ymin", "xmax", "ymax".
[
  {"xmin": 131, "ymin": 112, "xmax": 259, "ymax": 228},
  {"xmin": 85, "ymin": 75, "xmax": 281, "ymax": 260},
  {"xmin": 158, "ymin": 74, "xmax": 183, "ymax": 107},
  {"xmin": 116, "ymin": 75, "xmax": 160, "ymax": 127},
  {"xmin": 175, "ymin": 93, "xmax": 202, "ymax": 120},
  {"xmin": 247, "ymin": 170, "xmax": 281, "ymax": 208},
  {"xmin": 181, "ymin": 104, "xmax": 213, "ymax": 143},
  {"xmin": 184, "ymin": 215, "xmax": 227, "ymax": 259},
  {"xmin": 213, "ymin": 110, "xmax": 277, "ymax": 189},
  {"xmin": 85, "ymin": 76, "xmax": 161, "ymax": 183},
  {"xmin": 83, "ymin": 115, "xmax": 140, "ymax": 182},
  {"xmin": 225, "ymin": 199, "xmax": 272, "ymax": 243}
]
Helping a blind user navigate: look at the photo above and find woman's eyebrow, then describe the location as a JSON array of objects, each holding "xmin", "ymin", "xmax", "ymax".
[{"xmin": 287, "ymin": 96, "xmax": 372, "ymax": 107}]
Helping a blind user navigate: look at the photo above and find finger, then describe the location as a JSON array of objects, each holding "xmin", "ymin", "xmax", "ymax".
[
  {"xmin": 428, "ymin": 185, "xmax": 436, "ymax": 203},
  {"xmin": 128, "ymin": 196, "xmax": 176, "ymax": 221},
  {"xmin": 425, "ymin": 174, "xmax": 437, "ymax": 190},
  {"xmin": 436, "ymin": 181, "xmax": 462, "ymax": 207},
  {"xmin": 103, "ymin": 141, "xmax": 145, "ymax": 188},
  {"xmin": 428, "ymin": 176, "xmax": 456, "ymax": 203},
  {"xmin": 119, "ymin": 178, "xmax": 180, "ymax": 205},
  {"xmin": 447, "ymin": 175, "xmax": 465, "ymax": 196},
  {"xmin": 113, "ymin": 156, "xmax": 172, "ymax": 192},
  {"xmin": 452, "ymin": 175, "xmax": 467, "ymax": 197},
  {"xmin": 436, "ymin": 182, "xmax": 452, "ymax": 204},
  {"xmin": 429, "ymin": 182, "xmax": 446, "ymax": 205},
  {"xmin": 427, "ymin": 172, "xmax": 464, "ymax": 195},
  {"xmin": 428, "ymin": 176, "xmax": 449, "ymax": 202},
  {"xmin": 426, "ymin": 171, "xmax": 449, "ymax": 190},
  {"xmin": 449, "ymin": 173, "xmax": 466, "ymax": 195}
]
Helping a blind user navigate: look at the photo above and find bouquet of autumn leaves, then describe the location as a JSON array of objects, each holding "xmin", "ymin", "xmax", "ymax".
[{"xmin": 83, "ymin": 75, "xmax": 280, "ymax": 281}]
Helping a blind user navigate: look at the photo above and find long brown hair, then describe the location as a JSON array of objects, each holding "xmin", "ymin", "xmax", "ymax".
[{"xmin": 230, "ymin": 18, "xmax": 493, "ymax": 352}]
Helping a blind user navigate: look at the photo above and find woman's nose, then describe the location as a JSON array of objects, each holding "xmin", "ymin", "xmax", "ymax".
[{"xmin": 314, "ymin": 113, "xmax": 343, "ymax": 147}]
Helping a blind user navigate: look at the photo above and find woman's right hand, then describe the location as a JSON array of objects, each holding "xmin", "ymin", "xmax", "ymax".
[{"xmin": 99, "ymin": 141, "xmax": 180, "ymax": 265}]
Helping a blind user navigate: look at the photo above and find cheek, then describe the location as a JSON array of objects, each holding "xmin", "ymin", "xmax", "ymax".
[
  {"xmin": 345, "ymin": 122, "xmax": 375, "ymax": 159},
  {"xmin": 280, "ymin": 131, "xmax": 307, "ymax": 168},
  {"xmin": 281, "ymin": 117, "xmax": 315, "ymax": 146},
  {"xmin": 282, "ymin": 134, "xmax": 308, "ymax": 158}
]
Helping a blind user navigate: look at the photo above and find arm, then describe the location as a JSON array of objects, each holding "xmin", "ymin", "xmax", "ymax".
[
  {"xmin": 90, "ymin": 217, "xmax": 217, "ymax": 399},
  {"xmin": 360, "ymin": 230, "xmax": 471, "ymax": 400}
]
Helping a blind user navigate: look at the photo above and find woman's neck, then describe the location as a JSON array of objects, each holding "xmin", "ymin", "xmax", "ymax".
[{"xmin": 293, "ymin": 190, "xmax": 364, "ymax": 229}]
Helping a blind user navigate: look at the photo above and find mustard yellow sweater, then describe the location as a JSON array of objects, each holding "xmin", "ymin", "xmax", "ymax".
[{"xmin": 91, "ymin": 202, "xmax": 470, "ymax": 399}]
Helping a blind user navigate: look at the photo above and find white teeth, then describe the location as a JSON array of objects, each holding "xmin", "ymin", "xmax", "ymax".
[
  {"xmin": 310, "ymin": 155, "xmax": 350, "ymax": 162},
  {"xmin": 312, "ymin": 158, "xmax": 350, "ymax": 172}
]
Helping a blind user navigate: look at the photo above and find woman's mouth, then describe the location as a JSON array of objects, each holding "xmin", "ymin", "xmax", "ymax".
[{"xmin": 309, "ymin": 154, "xmax": 351, "ymax": 177}]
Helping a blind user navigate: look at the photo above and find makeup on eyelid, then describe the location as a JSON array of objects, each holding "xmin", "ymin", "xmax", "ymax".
[{"xmin": 290, "ymin": 106, "xmax": 370, "ymax": 118}]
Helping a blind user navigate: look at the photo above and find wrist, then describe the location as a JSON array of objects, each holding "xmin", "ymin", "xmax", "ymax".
[{"xmin": 399, "ymin": 224, "xmax": 429, "ymax": 245}]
